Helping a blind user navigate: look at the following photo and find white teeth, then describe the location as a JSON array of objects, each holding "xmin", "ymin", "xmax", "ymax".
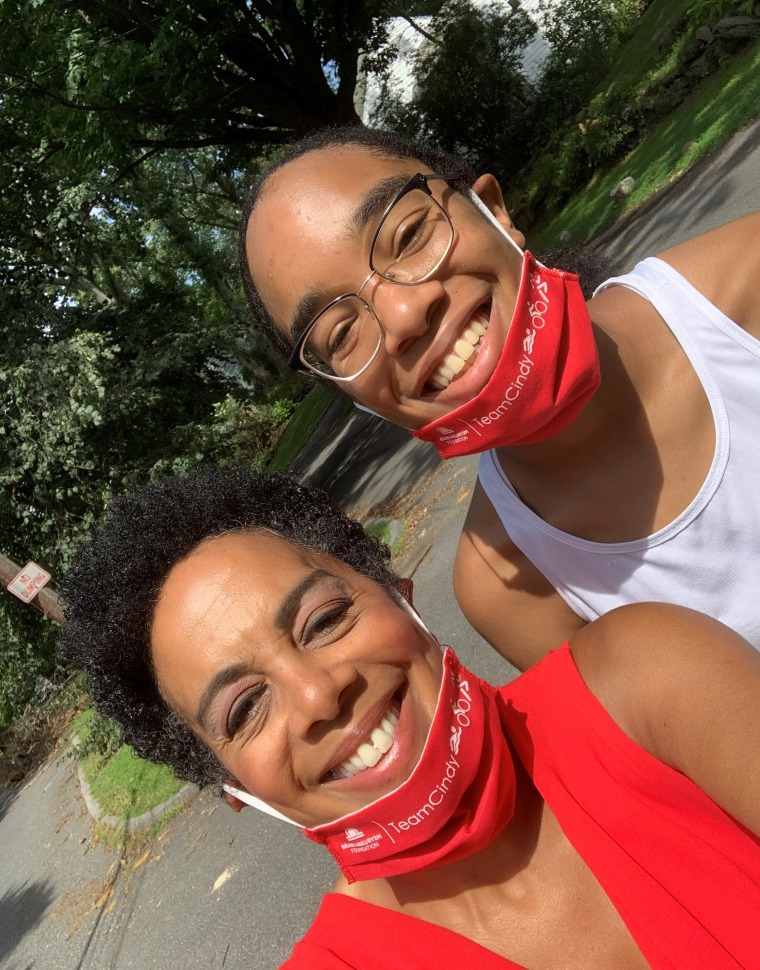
[
  {"xmin": 454, "ymin": 338, "xmax": 475, "ymax": 361},
  {"xmin": 357, "ymin": 743, "xmax": 382, "ymax": 768},
  {"xmin": 370, "ymin": 727, "xmax": 393, "ymax": 753},
  {"xmin": 330, "ymin": 702, "xmax": 400, "ymax": 780},
  {"xmin": 429, "ymin": 312, "xmax": 490, "ymax": 391},
  {"xmin": 443, "ymin": 353, "xmax": 465, "ymax": 374}
]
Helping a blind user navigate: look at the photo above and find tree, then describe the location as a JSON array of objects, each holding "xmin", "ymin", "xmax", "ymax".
[
  {"xmin": 371, "ymin": 0, "xmax": 537, "ymax": 184},
  {"xmin": 531, "ymin": 0, "xmax": 640, "ymax": 141},
  {"xmin": 0, "ymin": 133, "xmax": 301, "ymax": 727},
  {"xmin": 0, "ymin": 2, "xmax": 445, "ymax": 385},
  {"xmin": 0, "ymin": 1, "xmax": 395, "ymax": 163}
]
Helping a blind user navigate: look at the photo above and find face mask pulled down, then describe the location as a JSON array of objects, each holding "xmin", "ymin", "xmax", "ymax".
[
  {"xmin": 305, "ymin": 648, "xmax": 516, "ymax": 883},
  {"xmin": 413, "ymin": 251, "xmax": 601, "ymax": 458}
]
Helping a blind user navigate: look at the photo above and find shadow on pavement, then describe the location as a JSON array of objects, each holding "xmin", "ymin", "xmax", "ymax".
[
  {"xmin": 0, "ymin": 784, "xmax": 20, "ymax": 826},
  {"xmin": 0, "ymin": 879, "xmax": 55, "ymax": 967},
  {"xmin": 288, "ymin": 404, "xmax": 442, "ymax": 516}
]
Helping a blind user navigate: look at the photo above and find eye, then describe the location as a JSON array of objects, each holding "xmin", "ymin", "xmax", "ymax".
[
  {"xmin": 227, "ymin": 684, "xmax": 267, "ymax": 738},
  {"xmin": 303, "ymin": 600, "xmax": 353, "ymax": 644},
  {"xmin": 328, "ymin": 316, "xmax": 360, "ymax": 358},
  {"xmin": 395, "ymin": 214, "xmax": 426, "ymax": 257}
]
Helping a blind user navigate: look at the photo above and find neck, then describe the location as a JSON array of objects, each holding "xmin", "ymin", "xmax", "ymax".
[
  {"xmin": 496, "ymin": 289, "xmax": 658, "ymax": 476},
  {"xmin": 491, "ymin": 288, "xmax": 673, "ymax": 540}
]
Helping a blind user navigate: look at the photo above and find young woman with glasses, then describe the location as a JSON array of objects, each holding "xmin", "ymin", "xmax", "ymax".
[{"xmin": 238, "ymin": 126, "xmax": 760, "ymax": 671}]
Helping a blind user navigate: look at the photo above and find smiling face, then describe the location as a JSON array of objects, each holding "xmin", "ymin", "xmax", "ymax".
[
  {"xmin": 245, "ymin": 146, "xmax": 525, "ymax": 430},
  {"xmin": 150, "ymin": 530, "xmax": 443, "ymax": 827}
]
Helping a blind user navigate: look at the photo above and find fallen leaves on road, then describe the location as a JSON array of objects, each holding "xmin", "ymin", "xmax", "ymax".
[{"xmin": 212, "ymin": 867, "xmax": 235, "ymax": 892}]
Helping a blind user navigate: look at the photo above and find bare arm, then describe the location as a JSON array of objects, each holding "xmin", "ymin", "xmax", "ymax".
[
  {"xmin": 660, "ymin": 210, "xmax": 760, "ymax": 340},
  {"xmin": 571, "ymin": 603, "xmax": 760, "ymax": 838},
  {"xmin": 454, "ymin": 483, "xmax": 586, "ymax": 670}
]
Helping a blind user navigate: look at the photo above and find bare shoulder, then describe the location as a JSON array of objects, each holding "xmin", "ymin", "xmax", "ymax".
[
  {"xmin": 454, "ymin": 482, "xmax": 586, "ymax": 671},
  {"xmin": 568, "ymin": 603, "xmax": 760, "ymax": 754},
  {"xmin": 658, "ymin": 210, "xmax": 760, "ymax": 339},
  {"xmin": 569, "ymin": 603, "xmax": 760, "ymax": 834}
]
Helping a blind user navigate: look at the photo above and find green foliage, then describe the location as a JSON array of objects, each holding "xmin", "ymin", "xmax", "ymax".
[
  {"xmin": 153, "ymin": 381, "xmax": 307, "ymax": 477},
  {"xmin": 0, "ymin": 0, "xmax": 400, "ymax": 171},
  {"xmin": 687, "ymin": 0, "xmax": 756, "ymax": 30},
  {"xmin": 268, "ymin": 384, "xmax": 341, "ymax": 472},
  {"xmin": 372, "ymin": 0, "xmax": 646, "ymax": 205},
  {"xmin": 532, "ymin": 36, "xmax": 760, "ymax": 248},
  {"xmin": 0, "ymin": 12, "xmax": 313, "ymax": 727},
  {"xmin": 73, "ymin": 707, "xmax": 123, "ymax": 762},
  {"xmin": 0, "ymin": 603, "xmax": 58, "ymax": 729},
  {"xmin": 510, "ymin": 0, "xmax": 760, "ymax": 228}
]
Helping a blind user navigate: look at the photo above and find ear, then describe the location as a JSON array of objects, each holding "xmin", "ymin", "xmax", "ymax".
[
  {"xmin": 222, "ymin": 785, "xmax": 249, "ymax": 813},
  {"xmin": 395, "ymin": 576, "xmax": 414, "ymax": 606},
  {"xmin": 471, "ymin": 174, "xmax": 526, "ymax": 249}
]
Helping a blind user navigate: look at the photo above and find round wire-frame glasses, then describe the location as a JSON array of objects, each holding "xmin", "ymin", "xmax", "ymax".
[{"xmin": 287, "ymin": 173, "xmax": 453, "ymax": 382}]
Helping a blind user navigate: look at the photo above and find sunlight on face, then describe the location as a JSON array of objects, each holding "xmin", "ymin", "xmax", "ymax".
[{"xmin": 151, "ymin": 531, "xmax": 443, "ymax": 826}]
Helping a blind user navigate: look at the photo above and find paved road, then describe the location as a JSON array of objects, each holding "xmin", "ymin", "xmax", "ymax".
[
  {"xmin": 2, "ymin": 116, "xmax": 759, "ymax": 969},
  {"xmin": 593, "ymin": 114, "xmax": 760, "ymax": 269}
]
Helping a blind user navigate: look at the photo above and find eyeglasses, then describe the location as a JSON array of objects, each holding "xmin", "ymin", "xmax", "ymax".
[{"xmin": 288, "ymin": 173, "xmax": 453, "ymax": 382}]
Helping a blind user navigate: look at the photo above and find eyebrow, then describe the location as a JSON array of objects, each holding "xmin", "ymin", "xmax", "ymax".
[
  {"xmin": 273, "ymin": 568, "xmax": 336, "ymax": 629},
  {"xmin": 196, "ymin": 661, "xmax": 249, "ymax": 736},
  {"xmin": 288, "ymin": 174, "xmax": 413, "ymax": 346},
  {"xmin": 194, "ymin": 568, "xmax": 340, "ymax": 735},
  {"xmin": 351, "ymin": 174, "xmax": 411, "ymax": 237}
]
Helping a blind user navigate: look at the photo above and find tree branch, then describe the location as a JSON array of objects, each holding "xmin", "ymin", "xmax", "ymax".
[{"xmin": 391, "ymin": 12, "xmax": 442, "ymax": 47}]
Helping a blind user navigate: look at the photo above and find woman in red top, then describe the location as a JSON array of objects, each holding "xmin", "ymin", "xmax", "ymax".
[{"xmin": 62, "ymin": 466, "xmax": 760, "ymax": 969}]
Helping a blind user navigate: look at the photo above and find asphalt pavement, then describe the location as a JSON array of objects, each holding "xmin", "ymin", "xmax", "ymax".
[{"xmin": 2, "ymin": 115, "xmax": 759, "ymax": 970}]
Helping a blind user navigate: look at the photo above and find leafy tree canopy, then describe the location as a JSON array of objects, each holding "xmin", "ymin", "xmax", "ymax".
[{"xmin": 3, "ymin": 0, "xmax": 382, "ymax": 162}]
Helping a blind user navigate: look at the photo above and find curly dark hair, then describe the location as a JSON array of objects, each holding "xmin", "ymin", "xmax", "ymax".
[
  {"xmin": 238, "ymin": 125, "xmax": 477, "ymax": 362},
  {"xmin": 60, "ymin": 464, "xmax": 397, "ymax": 788}
]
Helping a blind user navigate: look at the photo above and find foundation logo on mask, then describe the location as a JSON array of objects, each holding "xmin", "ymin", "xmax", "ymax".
[
  {"xmin": 304, "ymin": 649, "xmax": 516, "ymax": 883},
  {"xmin": 414, "ymin": 252, "xmax": 601, "ymax": 458}
]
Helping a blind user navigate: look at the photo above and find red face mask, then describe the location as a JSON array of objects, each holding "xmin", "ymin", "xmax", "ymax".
[
  {"xmin": 304, "ymin": 649, "xmax": 516, "ymax": 884},
  {"xmin": 413, "ymin": 251, "xmax": 600, "ymax": 458}
]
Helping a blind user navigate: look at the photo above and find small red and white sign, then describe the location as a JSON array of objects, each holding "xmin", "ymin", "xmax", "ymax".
[{"xmin": 7, "ymin": 561, "xmax": 52, "ymax": 603}]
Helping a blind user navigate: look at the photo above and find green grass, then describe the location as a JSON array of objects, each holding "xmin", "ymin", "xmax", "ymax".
[
  {"xmin": 533, "ymin": 38, "xmax": 760, "ymax": 248},
  {"xmin": 82, "ymin": 746, "xmax": 184, "ymax": 820},
  {"xmin": 67, "ymin": 706, "xmax": 95, "ymax": 742},
  {"xmin": 602, "ymin": 0, "xmax": 696, "ymax": 103},
  {"xmin": 267, "ymin": 383, "xmax": 340, "ymax": 471},
  {"xmin": 363, "ymin": 518, "xmax": 406, "ymax": 556},
  {"xmin": 72, "ymin": 708, "xmax": 184, "ymax": 822}
]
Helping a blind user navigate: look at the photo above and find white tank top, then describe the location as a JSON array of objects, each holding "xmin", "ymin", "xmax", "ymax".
[{"xmin": 478, "ymin": 257, "xmax": 760, "ymax": 648}]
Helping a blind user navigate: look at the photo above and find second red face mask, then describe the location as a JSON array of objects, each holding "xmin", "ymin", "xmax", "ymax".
[{"xmin": 413, "ymin": 251, "xmax": 600, "ymax": 458}]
